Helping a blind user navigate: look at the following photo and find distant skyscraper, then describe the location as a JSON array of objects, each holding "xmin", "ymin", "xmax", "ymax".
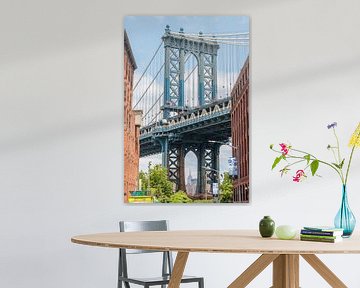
[{"xmin": 186, "ymin": 169, "xmax": 197, "ymax": 195}]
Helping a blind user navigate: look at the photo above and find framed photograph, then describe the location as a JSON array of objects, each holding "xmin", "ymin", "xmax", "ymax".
[{"xmin": 124, "ymin": 16, "xmax": 249, "ymax": 203}]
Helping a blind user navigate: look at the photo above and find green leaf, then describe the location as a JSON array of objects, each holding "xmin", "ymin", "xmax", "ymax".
[
  {"xmin": 271, "ymin": 156, "xmax": 282, "ymax": 170},
  {"xmin": 280, "ymin": 167, "xmax": 290, "ymax": 177},
  {"xmin": 332, "ymin": 163, "xmax": 341, "ymax": 169},
  {"xmin": 310, "ymin": 160, "xmax": 319, "ymax": 176},
  {"xmin": 270, "ymin": 144, "xmax": 274, "ymax": 149},
  {"xmin": 332, "ymin": 159, "xmax": 345, "ymax": 169},
  {"xmin": 339, "ymin": 158, "xmax": 345, "ymax": 169},
  {"xmin": 304, "ymin": 154, "xmax": 311, "ymax": 164}
]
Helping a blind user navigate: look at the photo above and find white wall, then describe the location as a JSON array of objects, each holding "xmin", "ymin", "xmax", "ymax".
[{"xmin": 1, "ymin": 0, "xmax": 360, "ymax": 287}]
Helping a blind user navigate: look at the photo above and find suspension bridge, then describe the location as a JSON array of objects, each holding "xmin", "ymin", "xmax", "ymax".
[{"xmin": 133, "ymin": 25, "xmax": 249, "ymax": 194}]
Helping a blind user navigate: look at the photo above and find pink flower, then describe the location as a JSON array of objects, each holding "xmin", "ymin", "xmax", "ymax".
[
  {"xmin": 279, "ymin": 143, "xmax": 289, "ymax": 155},
  {"xmin": 293, "ymin": 170, "xmax": 306, "ymax": 182}
]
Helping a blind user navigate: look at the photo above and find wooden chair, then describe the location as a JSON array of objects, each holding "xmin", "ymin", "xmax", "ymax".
[{"xmin": 118, "ymin": 220, "xmax": 204, "ymax": 288}]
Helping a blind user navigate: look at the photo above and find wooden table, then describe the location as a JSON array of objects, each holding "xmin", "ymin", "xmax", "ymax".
[{"xmin": 71, "ymin": 230, "xmax": 360, "ymax": 288}]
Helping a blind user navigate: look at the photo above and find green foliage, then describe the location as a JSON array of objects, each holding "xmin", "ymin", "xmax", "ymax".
[
  {"xmin": 140, "ymin": 165, "xmax": 174, "ymax": 203},
  {"xmin": 169, "ymin": 191, "xmax": 193, "ymax": 203},
  {"xmin": 310, "ymin": 160, "xmax": 319, "ymax": 176},
  {"xmin": 219, "ymin": 172, "xmax": 234, "ymax": 203},
  {"xmin": 193, "ymin": 199, "xmax": 213, "ymax": 203},
  {"xmin": 138, "ymin": 170, "xmax": 149, "ymax": 190},
  {"xmin": 141, "ymin": 165, "xmax": 196, "ymax": 203},
  {"xmin": 271, "ymin": 156, "xmax": 282, "ymax": 170},
  {"xmin": 270, "ymin": 123, "xmax": 360, "ymax": 185},
  {"xmin": 147, "ymin": 164, "xmax": 174, "ymax": 203},
  {"xmin": 332, "ymin": 158, "xmax": 345, "ymax": 169}
]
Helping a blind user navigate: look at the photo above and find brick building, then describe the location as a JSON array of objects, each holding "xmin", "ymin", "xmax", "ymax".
[
  {"xmin": 231, "ymin": 57, "xmax": 249, "ymax": 203},
  {"xmin": 124, "ymin": 30, "xmax": 142, "ymax": 202}
]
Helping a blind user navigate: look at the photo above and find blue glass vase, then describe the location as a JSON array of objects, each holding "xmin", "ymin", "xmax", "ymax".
[{"xmin": 334, "ymin": 185, "xmax": 356, "ymax": 237}]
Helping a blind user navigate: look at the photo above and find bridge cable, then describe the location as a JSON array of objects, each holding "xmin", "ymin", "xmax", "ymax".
[
  {"xmin": 133, "ymin": 63, "xmax": 164, "ymax": 109},
  {"xmin": 141, "ymin": 56, "xmax": 197, "ymax": 123},
  {"xmin": 133, "ymin": 40, "xmax": 163, "ymax": 91},
  {"xmin": 140, "ymin": 53, "xmax": 194, "ymax": 122},
  {"xmin": 135, "ymin": 51, "xmax": 194, "ymax": 113}
]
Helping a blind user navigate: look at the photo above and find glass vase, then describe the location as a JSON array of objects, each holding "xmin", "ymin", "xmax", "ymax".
[{"xmin": 334, "ymin": 185, "xmax": 356, "ymax": 237}]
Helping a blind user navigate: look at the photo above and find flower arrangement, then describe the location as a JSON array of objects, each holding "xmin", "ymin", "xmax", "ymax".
[{"xmin": 270, "ymin": 122, "xmax": 360, "ymax": 185}]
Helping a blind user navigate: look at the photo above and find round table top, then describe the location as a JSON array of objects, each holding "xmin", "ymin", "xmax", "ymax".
[{"xmin": 71, "ymin": 230, "xmax": 360, "ymax": 254}]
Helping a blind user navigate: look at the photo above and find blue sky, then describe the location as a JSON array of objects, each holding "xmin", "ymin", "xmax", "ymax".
[
  {"xmin": 124, "ymin": 16, "xmax": 249, "ymax": 184},
  {"xmin": 124, "ymin": 16, "xmax": 249, "ymax": 75}
]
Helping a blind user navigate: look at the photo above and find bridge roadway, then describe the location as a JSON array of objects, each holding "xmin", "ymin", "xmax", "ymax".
[{"xmin": 139, "ymin": 97, "xmax": 231, "ymax": 157}]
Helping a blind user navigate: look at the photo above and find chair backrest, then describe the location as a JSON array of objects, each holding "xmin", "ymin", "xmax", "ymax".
[
  {"xmin": 118, "ymin": 220, "xmax": 173, "ymax": 282},
  {"xmin": 120, "ymin": 220, "xmax": 168, "ymax": 232},
  {"xmin": 119, "ymin": 220, "xmax": 168, "ymax": 254}
]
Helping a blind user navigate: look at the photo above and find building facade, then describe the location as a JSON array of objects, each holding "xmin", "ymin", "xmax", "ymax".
[
  {"xmin": 231, "ymin": 57, "xmax": 249, "ymax": 203},
  {"xmin": 124, "ymin": 31, "xmax": 142, "ymax": 202}
]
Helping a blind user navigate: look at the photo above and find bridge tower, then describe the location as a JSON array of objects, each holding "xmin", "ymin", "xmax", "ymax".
[
  {"xmin": 162, "ymin": 25, "xmax": 220, "ymax": 118},
  {"xmin": 157, "ymin": 26, "xmax": 221, "ymax": 194}
]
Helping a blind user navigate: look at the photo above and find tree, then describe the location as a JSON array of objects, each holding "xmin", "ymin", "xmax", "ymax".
[
  {"xmin": 169, "ymin": 191, "xmax": 193, "ymax": 203},
  {"xmin": 148, "ymin": 164, "xmax": 174, "ymax": 203},
  {"xmin": 219, "ymin": 172, "xmax": 233, "ymax": 203},
  {"xmin": 138, "ymin": 170, "xmax": 149, "ymax": 191},
  {"xmin": 140, "ymin": 165, "xmax": 194, "ymax": 203}
]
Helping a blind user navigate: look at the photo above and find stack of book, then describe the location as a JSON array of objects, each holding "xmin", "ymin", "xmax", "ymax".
[{"xmin": 300, "ymin": 226, "xmax": 344, "ymax": 243}]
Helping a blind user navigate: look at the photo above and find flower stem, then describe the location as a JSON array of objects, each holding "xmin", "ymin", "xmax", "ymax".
[
  {"xmin": 345, "ymin": 129, "xmax": 360, "ymax": 185},
  {"xmin": 330, "ymin": 148, "xmax": 338, "ymax": 164},
  {"xmin": 285, "ymin": 154, "xmax": 344, "ymax": 182},
  {"xmin": 345, "ymin": 145, "xmax": 356, "ymax": 185},
  {"xmin": 271, "ymin": 147, "xmax": 343, "ymax": 182},
  {"xmin": 291, "ymin": 148, "xmax": 317, "ymax": 159},
  {"xmin": 284, "ymin": 159, "xmax": 306, "ymax": 169},
  {"xmin": 332, "ymin": 128, "xmax": 345, "ymax": 181},
  {"xmin": 333, "ymin": 128, "xmax": 342, "ymax": 164}
]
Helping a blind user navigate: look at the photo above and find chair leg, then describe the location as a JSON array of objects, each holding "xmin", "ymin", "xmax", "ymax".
[
  {"xmin": 118, "ymin": 249, "xmax": 122, "ymax": 288},
  {"xmin": 199, "ymin": 278, "xmax": 204, "ymax": 288}
]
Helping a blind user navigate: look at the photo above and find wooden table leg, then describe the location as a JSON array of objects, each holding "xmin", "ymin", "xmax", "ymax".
[
  {"xmin": 301, "ymin": 254, "xmax": 347, "ymax": 288},
  {"xmin": 272, "ymin": 254, "xmax": 299, "ymax": 288},
  {"xmin": 168, "ymin": 252, "xmax": 189, "ymax": 288},
  {"xmin": 228, "ymin": 254, "xmax": 279, "ymax": 288}
]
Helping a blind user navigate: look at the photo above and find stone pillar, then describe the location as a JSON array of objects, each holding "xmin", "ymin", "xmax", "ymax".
[
  {"xmin": 196, "ymin": 144, "xmax": 206, "ymax": 194},
  {"xmin": 177, "ymin": 146, "xmax": 185, "ymax": 192},
  {"xmin": 211, "ymin": 144, "xmax": 221, "ymax": 192},
  {"xmin": 158, "ymin": 137, "xmax": 169, "ymax": 168}
]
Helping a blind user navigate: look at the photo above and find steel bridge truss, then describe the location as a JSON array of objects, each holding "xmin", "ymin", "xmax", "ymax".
[
  {"xmin": 161, "ymin": 142, "xmax": 221, "ymax": 194},
  {"xmin": 162, "ymin": 27, "xmax": 219, "ymax": 119},
  {"xmin": 140, "ymin": 98, "xmax": 231, "ymax": 194}
]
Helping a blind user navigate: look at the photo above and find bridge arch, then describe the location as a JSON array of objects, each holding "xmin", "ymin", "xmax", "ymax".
[
  {"xmin": 184, "ymin": 150, "xmax": 198, "ymax": 195},
  {"xmin": 184, "ymin": 52, "xmax": 199, "ymax": 109}
]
